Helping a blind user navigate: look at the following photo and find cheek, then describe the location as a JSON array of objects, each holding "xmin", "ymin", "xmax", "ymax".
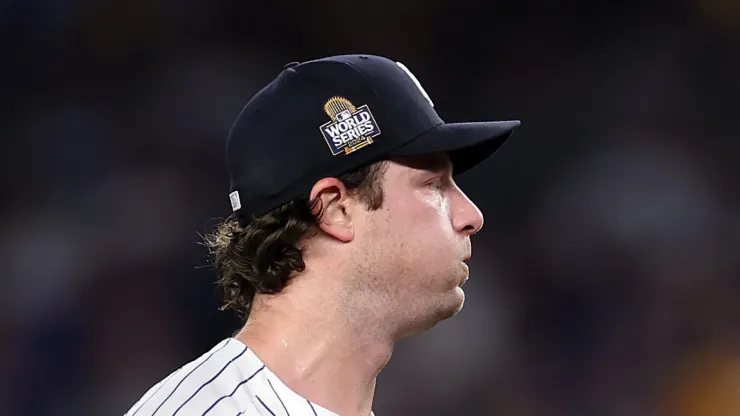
[
  {"xmin": 419, "ymin": 188, "xmax": 450, "ymax": 217},
  {"xmin": 359, "ymin": 190, "xmax": 455, "ymax": 268},
  {"xmin": 384, "ymin": 195, "xmax": 456, "ymax": 265},
  {"xmin": 396, "ymin": 189, "xmax": 451, "ymax": 229}
]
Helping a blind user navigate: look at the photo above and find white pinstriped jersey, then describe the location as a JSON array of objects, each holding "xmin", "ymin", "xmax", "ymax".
[{"xmin": 125, "ymin": 338, "xmax": 372, "ymax": 416}]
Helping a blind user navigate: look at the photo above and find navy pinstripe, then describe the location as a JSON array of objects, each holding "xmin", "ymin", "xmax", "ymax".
[
  {"xmin": 307, "ymin": 400, "xmax": 318, "ymax": 416},
  {"xmin": 256, "ymin": 395, "xmax": 276, "ymax": 416},
  {"xmin": 172, "ymin": 345, "xmax": 249, "ymax": 415},
  {"xmin": 267, "ymin": 379, "xmax": 290, "ymax": 415},
  {"xmin": 151, "ymin": 340, "xmax": 231, "ymax": 415},
  {"xmin": 129, "ymin": 369, "xmax": 180, "ymax": 416},
  {"xmin": 201, "ymin": 365, "xmax": 265, "ymax": 415}
]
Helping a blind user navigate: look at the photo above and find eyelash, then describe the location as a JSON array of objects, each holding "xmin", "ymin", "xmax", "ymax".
[{"xmin": 426, "ymin": 177, "xmax": 445, "ymax": 191}]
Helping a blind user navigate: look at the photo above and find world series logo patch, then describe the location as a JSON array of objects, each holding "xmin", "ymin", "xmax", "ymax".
[{"xmin": 320, "ymin": 96, "xmax": 381, "ymax": 155}]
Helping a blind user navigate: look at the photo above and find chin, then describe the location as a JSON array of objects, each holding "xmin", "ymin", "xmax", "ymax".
[
  {"xmin": 399, "ymin": 290, "xmax": 466, "ymax": 339},
  {"xmin": 448, "ymin": 286, "xmax": 466, "ymax": 316},
  {"xmin": 433, "ymin": 287, "xmax": 467, "ymax": 322}
]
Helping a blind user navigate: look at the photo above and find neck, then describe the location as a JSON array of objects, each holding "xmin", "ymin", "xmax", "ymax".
[{"xmin": 235, "ymin": 293, "xmax": 392, "ymax": 416}]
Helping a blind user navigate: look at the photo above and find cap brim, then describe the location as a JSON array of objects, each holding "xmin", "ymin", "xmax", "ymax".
[{"xmin": 390, "ymin": 120, "xmax": 521, "ymax": 175}]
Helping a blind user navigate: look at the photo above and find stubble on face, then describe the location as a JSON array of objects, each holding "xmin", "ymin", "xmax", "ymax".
[{"xmin": 343, "ymin": 156, "xmax": 471, "ymax": 340}]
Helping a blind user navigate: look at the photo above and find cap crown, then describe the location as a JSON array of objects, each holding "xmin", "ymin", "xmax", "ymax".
[{"xmin": 226, "ymin": 55, "xmax": 442, "ymax": 221}]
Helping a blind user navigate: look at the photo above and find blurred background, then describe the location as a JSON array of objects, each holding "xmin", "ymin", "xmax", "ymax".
[{"xmin": 1, "ymin": 0, "xmax": 739, "ymax": 415}]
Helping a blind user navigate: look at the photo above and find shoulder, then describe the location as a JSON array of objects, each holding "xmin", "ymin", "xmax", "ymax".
[{"xmin": 123, "ymin": 338, "xmax": 267, "ymax": 416}]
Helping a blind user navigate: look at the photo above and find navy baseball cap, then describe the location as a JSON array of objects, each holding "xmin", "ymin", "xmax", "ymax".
[{"xmin": 226, "ymin": 54, "xmax": 520, "ymax": 225}]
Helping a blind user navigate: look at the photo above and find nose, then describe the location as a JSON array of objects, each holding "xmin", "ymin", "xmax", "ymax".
[{"xmin": 452, "ymin": 189, "xmax": 484, "ymax": 236}]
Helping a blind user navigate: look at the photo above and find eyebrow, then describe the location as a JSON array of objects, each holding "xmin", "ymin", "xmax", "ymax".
[{"xmin": 420, "ymin": 156, "xmax": 453, "ymax": 174}]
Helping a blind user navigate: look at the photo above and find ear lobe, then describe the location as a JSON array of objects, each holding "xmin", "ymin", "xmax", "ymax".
[{"xmin": 310, "ymin": 178, "xmax": 355, "ymax": 243}]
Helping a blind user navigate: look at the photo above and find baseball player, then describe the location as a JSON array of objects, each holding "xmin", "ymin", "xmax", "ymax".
[{"xmin": 124, "ymin": 54, "xmax": 520, "ymax": 416}]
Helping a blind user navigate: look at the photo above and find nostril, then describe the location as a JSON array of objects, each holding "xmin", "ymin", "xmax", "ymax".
[{"xmin": 463, "ymin": 224, "xmax": 478, "ymax": 235}]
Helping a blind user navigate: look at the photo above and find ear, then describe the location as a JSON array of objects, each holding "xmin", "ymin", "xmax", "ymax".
[{"xmin": 309, "ymin": 177, "xmax": 354, "ymax": 243}]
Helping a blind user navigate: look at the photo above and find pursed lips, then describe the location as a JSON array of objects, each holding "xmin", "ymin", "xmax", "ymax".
[{"xmin": 459, "ymin": 258, "xmax": 470, "ymax": 286}]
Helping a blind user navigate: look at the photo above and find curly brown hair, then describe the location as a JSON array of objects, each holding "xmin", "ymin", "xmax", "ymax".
[{"xmin": 203, "ymin": 161, "xmax": 388, "ymax": 320}]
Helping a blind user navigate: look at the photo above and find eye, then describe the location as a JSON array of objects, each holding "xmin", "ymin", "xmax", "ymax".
[{"xmin": 425, "ymin": 177, "xmax": 445, "ymax": 191}]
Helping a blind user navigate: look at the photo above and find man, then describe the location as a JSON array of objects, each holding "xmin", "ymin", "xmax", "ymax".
[{"xmin": 125, "ymin": 54, "xmax": 520, "ymax": 416}]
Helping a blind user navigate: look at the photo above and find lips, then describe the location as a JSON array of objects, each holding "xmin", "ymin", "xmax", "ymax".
[{"xmin": 459, "ymin": 262, "xmax": 470, "ymax": 286}]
